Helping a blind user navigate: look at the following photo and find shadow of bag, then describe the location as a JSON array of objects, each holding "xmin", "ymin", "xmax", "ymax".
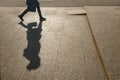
[{"xmin": 28, "ymin": 4, "xmax": 36, "ymax": 12}]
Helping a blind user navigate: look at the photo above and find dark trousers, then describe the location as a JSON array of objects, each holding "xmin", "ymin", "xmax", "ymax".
[{"xmin": 20, "ymin": 4, "xmax": 43, "ymax": 18}]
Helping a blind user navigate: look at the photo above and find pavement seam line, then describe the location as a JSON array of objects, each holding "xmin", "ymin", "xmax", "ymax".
[
  {"xmin": 51, "ymin": 19, "xmax": 66, "ymax": 80},
  {"xmin": 86, "ymin": 14, "xmax": 111, "ymax": 80},
  {"xmin": 0, "ymin": 69, "xmax": 1, "ymax": 80}
]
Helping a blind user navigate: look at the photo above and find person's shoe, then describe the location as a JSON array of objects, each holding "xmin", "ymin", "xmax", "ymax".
[
  {"xmin": 40, "ymin": 17, "xmax": 46, "ymax": 21},
  {"xmin": 18, "ymin": 15, "xmax": 24, "ymax": 21}
]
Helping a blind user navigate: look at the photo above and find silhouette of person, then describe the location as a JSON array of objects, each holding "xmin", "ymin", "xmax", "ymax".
[
  {"xmin": 18, "ymin": 0, "xmax": 46, "ymax": 21},
  {"xmin": 19, "ymin": 21, "xmax": 43, "ymax": 70}
]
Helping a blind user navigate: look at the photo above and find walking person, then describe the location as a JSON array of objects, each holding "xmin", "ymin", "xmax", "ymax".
[{"xmin": 18, "ymin": 0, "xmax": 46, "ymax": 21}]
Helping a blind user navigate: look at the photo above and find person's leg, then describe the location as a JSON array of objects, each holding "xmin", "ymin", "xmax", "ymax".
[
  {"xmin": 36, "ymin": 4, "xmax": 46, "ymax": 21},
  {"xmin": 19, "ymin": 8, "xmax": 29, "ymax": 21},
  {"xmin": 20, "ymin": 9, "xmax": 29, "ymax": 17}
]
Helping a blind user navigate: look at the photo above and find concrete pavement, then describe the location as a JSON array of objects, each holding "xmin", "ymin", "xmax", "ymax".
[
  {"xmin": 0, "ymin": 0, "xmax": 120, "ymax": 7},
  {"xmin": 0, "ymin": 7, "xmax": 106, "ymax": 80},
  {"xmin": 86, "ymin": 6, "xmax": 120, "ymax": 79},
  {"xmin": 0, "ymin": 6, "xmax": 120, "ymax": 80}
]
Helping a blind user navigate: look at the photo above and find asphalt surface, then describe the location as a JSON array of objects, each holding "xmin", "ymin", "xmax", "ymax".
[{"xmin": 0, "ymin": 0, "xmax": 120, "ymax": 7}]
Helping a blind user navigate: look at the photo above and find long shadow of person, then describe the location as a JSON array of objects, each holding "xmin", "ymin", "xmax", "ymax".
[{"xmin": 19, "ymin": 21, "xmax": 43, "ymax": 70}]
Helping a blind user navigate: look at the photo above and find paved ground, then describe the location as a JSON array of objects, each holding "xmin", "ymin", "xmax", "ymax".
[
  {"xmin": 86, "ymin": 6, "xmax": 120, "ymax": 79},
  {"xmin": 0, "ymin": 6, "xmax": 120, "ymax": 80},
  {"xmin": 0, "ymin": 0, "xmax": 120, "ymax": 7}
]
